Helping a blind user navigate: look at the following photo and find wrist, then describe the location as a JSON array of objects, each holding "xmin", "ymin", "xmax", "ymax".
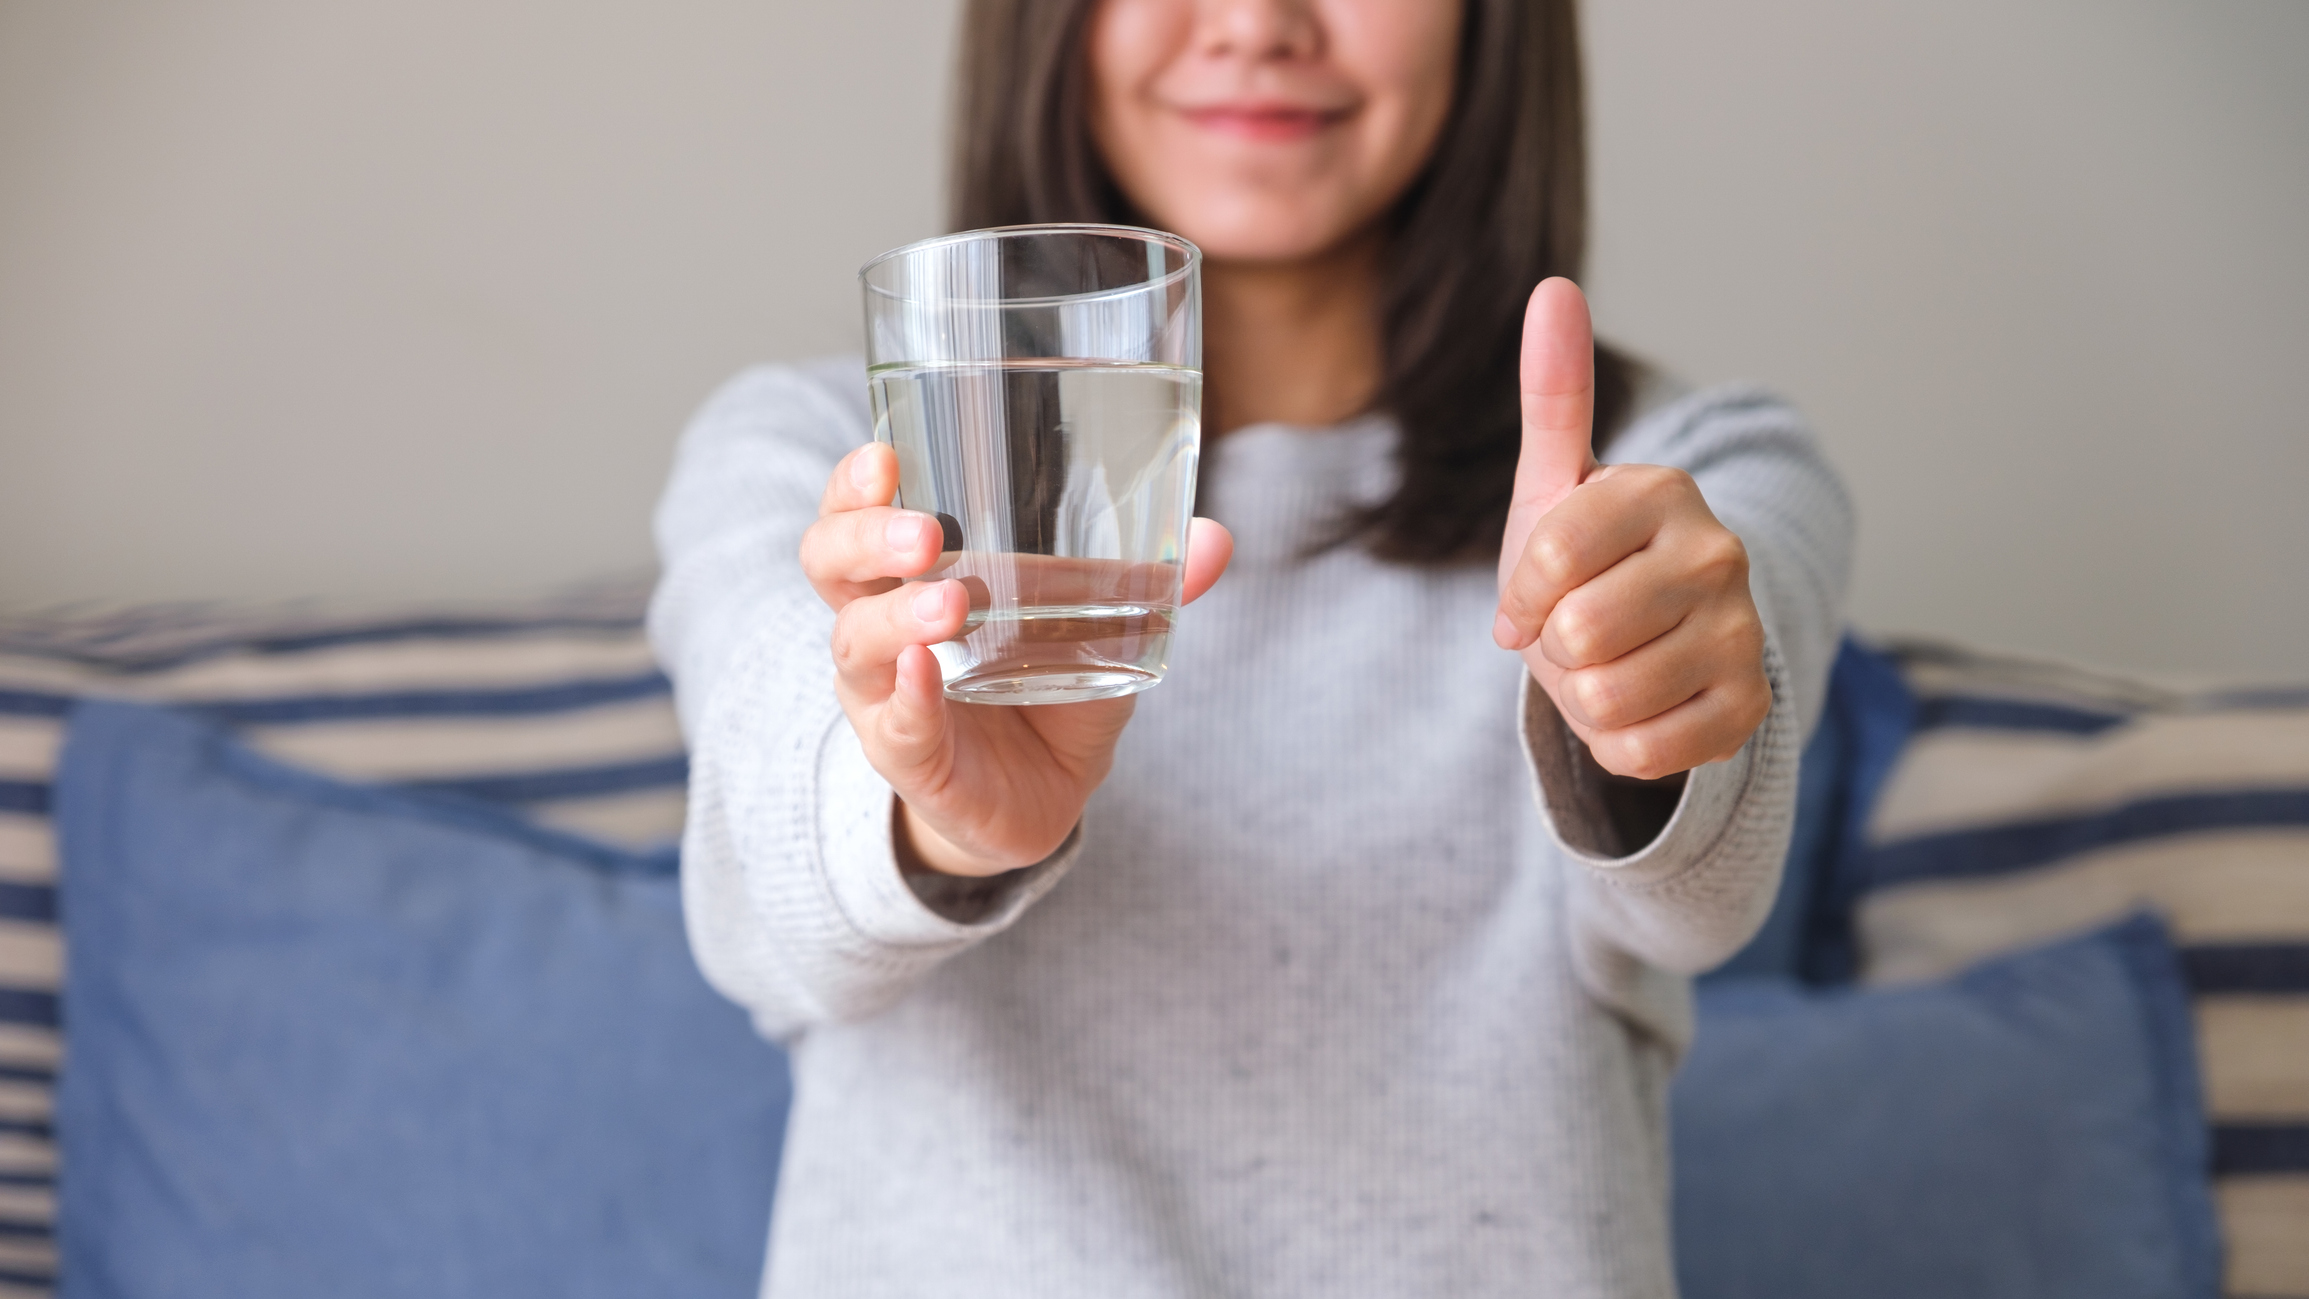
[{"xmin": 895, "ymin": 800, "xmax": 1021, "ymax": 879}]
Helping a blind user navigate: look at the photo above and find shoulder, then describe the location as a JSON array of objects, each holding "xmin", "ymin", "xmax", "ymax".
[{"xmin": 680, "ymin": 355, "xmax": 873, "ymax": 458}]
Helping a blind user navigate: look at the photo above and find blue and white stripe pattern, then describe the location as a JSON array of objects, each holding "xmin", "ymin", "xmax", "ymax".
[
  {"xmin": 0, "ymin": 588, "xmax": 685, "ymax": 1297},
  {"xmin": 1851, "ymin": 642, "xmax": 2309, "ymax": 1299}
]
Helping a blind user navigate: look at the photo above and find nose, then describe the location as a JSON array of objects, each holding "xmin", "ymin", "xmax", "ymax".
[{"xmin": 1192, "ymin": 0, "xmax": 1323, "ymax": 61}]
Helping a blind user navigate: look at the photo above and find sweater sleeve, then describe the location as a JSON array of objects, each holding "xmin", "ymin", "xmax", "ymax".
[
  {"xmin": 1522, "ymin": 385, "xmax": 1852, "ymax": 1051},
  {"xmin": 648, "ymin": 359, "xmax": 1080, "ymax": 1042}
]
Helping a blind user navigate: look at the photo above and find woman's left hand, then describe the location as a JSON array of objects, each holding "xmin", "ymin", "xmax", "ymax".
[{"xmin": 1493, "ymin": 279, "xmax": 1771, "ymax": 781}]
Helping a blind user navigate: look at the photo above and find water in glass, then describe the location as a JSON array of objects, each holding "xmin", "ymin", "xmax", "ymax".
[{"xmin": 871, "ymin": 358, "xmax": 1201, "ymax": 703}]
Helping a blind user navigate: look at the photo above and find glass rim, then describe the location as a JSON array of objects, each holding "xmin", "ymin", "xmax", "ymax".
[{"xmin": 859, "ymin": 223, "xmax": 1202, "ymax": 307}]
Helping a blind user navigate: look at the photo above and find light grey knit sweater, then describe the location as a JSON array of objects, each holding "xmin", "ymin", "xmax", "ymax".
[{"xmin": 648, "ymin": 356, "xmax": 1851, "ymax": 1298}]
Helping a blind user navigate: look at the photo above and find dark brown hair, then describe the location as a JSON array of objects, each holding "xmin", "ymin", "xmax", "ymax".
[{"xmin": 951, "ymin": 0, "xmax": 1638, "ymax": 566}]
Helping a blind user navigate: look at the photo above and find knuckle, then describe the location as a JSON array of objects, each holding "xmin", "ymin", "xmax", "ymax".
[
  {"xmin": 1550, "ymin": 600, "xmax": 1604, "ymax": 664},
  {"xmin": 1697, "ymin": 529, "xmax": 1750, "ymax": 583},
  {"xmin": 1633, "ymin": 465, "xmax": 1688, "ymax": 508},
  {"xmin": 1740, "ymin": 677, "xmax": 1774, "ymax": 731},
  {"xmin": 1601, "ymin": 731, "xmax": 1662, "ymax": 781},
  {"xmin": 879, "ymin": 702, "xmax": 933, "ymax": 752},
  {"xmin": 1716, "ymin": 608, "xmax": 1766, "ymax": 665},
  {"xmin": 1531, "ymin": 528, "xmax": 1583, "ymax": 588},
  {"xmin": 829, "ymin": 602, "xmax": 878, "ymax": 671},
  {"xmin": 1569, "ymin": 669, "xmax": 1626, "ymax": 729}
]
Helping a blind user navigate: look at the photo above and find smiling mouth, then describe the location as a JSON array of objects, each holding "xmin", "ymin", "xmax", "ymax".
[{"xmin": 1177, "ymin": 104, "xmax": 1352, "ymax": 142}]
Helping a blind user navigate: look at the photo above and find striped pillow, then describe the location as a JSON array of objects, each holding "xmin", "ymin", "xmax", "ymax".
[
  {"xmin": 0, "ymin": 587, "xmax": 685, "ymax": 1299},
  {"xmin": 1849, "ymin": 641, "xmax": 2309, "ymax": 1299}
]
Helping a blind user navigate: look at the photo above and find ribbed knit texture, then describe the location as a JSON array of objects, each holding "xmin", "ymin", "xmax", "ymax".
[{"xmin": 649, "ymin": 357, "xmax": 1852, "ymax": 1298}]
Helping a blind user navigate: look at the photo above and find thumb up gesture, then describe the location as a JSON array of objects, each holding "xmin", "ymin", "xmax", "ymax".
[{"xmin": 1494, "ymin": 279, "xmax": 1771, "ymax": 781}]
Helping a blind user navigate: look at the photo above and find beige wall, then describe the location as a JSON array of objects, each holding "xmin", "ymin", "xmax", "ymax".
[
  {"xmin": 2, "ymin": 1, "xmax": 2303, "ymax": 678},
  {"xmin": 1585, "ymin": 0, "xmax": 2309, "ymax": 680},
  {"xmin": 0, "ymin": 0, "xmax": 958, "ymax": 612}
]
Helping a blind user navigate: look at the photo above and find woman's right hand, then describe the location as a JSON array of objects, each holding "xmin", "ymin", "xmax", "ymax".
[{"xmin": 803, "ymin": 443, "xmax": 1234, "ymax": 878}]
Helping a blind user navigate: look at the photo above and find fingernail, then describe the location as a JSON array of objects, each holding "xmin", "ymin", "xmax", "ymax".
[
  {"xmin": 912, "ymin": 583, "xmax": 947, "ymax": 622},
  {"xmin": 850, "ymin": 449, "xmax": 878, "ymax": 490},
  {"xmin": 1492, "ymin": 610, "xmax": 1522, "ymax": 648},
  {"xmin": 886, "ymin": 513, "xmax": 927, "ymax": 552}
]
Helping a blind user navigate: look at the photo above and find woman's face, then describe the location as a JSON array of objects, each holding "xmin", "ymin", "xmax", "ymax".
[{"xmin": 1087, "ymin": 0, "xmax": 1462, "ymax": 265}]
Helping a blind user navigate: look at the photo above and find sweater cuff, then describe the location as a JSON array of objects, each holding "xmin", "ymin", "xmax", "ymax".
[
  {"xmin": 1520, "ymin": 641, "xmax": 1785, "ymax": 887},
  {"xmin": 817, "ymin": 716, "xmax": 1081, "ymax": 944}
]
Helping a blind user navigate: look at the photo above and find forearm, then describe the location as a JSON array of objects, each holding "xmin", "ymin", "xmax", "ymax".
[
  {"xmin": 678, "ymin": 615, "xmax": 1077, "ymax": 1037},
  {"xmin": 1529, "ymin": 385, "xmax": 1852, "ymax": 1004},
  {"xmin": 652, "ymin": 362, "xmax": 1080, "ymax": 1034},
  {"xmin": 1528, "ymin": 636, "xmax": 1799, "ymax": 974}
]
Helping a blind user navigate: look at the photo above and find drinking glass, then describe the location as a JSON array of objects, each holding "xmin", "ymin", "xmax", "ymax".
[{"xmin": 861, "ymin": 224, "xmax": 1202, "ymax": 704}]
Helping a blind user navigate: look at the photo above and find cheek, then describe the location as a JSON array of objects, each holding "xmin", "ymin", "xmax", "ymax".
[
  {"xmin": 1323, "ymin": 0, "xmax": 1460, "ymax": 74},
  {"xmin": 1087, "ymin": 0, "xmax": 1184, "ymax": 171},
  {"xmin": 1325, "ymin": 1, "xmax": 1461, "ymax": 191}
]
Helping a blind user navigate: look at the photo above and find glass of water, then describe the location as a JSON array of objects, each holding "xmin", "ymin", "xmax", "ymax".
[{"xmin": 861, "ymin": 224, "xmax": 1202, "ymax": 704}]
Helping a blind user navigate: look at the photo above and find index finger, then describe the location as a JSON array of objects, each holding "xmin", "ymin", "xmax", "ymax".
[
  {"xmin": 823, "ymin": 443, "xmax": 899, "ymax": 517},
  {"xmin": 1492, "ymin": 470, "xmax": 1665, "ymax": 652}
]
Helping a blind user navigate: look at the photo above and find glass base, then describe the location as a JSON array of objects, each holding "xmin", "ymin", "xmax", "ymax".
[{"xmin": 943, "ymin": 665, "xmax": 1161, "ymax": 705}]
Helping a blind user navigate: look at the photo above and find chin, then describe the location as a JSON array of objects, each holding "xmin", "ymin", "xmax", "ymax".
[{"xmin": 1160, "ymin": 195, "xmax": 1362, "ymax": 266}]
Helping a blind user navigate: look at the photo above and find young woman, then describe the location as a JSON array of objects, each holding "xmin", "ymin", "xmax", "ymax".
[{"xmin": 651, "ymin": 1, "xmax": 1851, "ymax": 1294}]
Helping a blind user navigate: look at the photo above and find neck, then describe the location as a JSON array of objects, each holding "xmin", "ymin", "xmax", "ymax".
[{"xmin": 1201, "ymin": 232, "xmax": 1384, "ymax": 436}]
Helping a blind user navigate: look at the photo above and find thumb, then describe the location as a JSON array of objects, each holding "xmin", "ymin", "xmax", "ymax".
[
  {"xmin": 1503, "ymin": 278, "xmax": 1599, "ymax": 577},
  {"xmin": 1179, "ymin": 518, "xmax": 1233, "ymax": 605}
]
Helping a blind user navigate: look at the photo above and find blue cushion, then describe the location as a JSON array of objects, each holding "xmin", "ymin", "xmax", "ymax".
[
  {"xmin": 53, "ymin": 701, "xmax": 788, "ymax": 1299},
  {"xmin": 0, "ymin": 599, "xmax": 685, "ymax": 1284},
  {"xmin": 1674, "ymin": 915, "xmax": 2221, "ymax": 1299},
  {"xmin": 1826, "ymin": 647, "xmax": 2309, "ymax": 1284}
]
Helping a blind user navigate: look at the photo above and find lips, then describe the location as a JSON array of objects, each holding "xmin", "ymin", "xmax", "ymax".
[{"xmin": 1178, "ymin": 103, "xmax": 1351, "ymax": 142}]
